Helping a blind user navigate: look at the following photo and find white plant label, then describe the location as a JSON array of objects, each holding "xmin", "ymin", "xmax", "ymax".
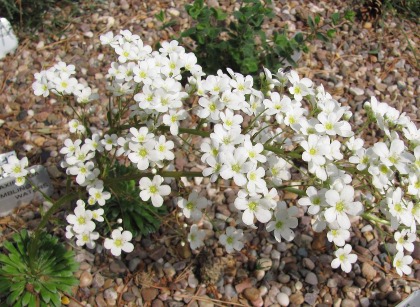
[{"xmin": 0, "ymin": 165, "xmax": 53, "ymax": 216}]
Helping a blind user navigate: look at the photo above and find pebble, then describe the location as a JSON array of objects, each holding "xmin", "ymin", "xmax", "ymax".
[
  {"xmin": 349, "ymin": 87, "xmax": 365, "ymax": 96},
  {"xmin": 224, "ymin": 284, "xmax": 237, "ymax": 300},
  {"xmin": 257, "ymin": 258, "xmax": 273, "ymax": 271},
  {"xmin": 278, "ymin": 274, "xmax": 290, "ymax": 284},
  {"xmin": 276, "ymin": 292, "xmax": 289, "ymax": 306},
  {"xmin": 129, "ymin": 258, "xmax": 141, "ymax": 272},
  {"xmin": 289, "ymin": 293, "xmax": 304, "ymax": 305},
  {"xmin": 361, "ymin": 262, "xmax": 377, "ymax": 281},
  {"xmin": 305, "ymin": 272, "xmax": 318, "ymax": 286},
  {"xmin": 304, "ymin": 292, "xmax": 318, "ymax": 305},
  {"xmin": 254, "ymin": 269, "xmax": 265, "ymax": 281},
  {"xmin": 103, "ymin": 288, "xmax": 118, "ymax": 301},
  {"xmin": 79, "ymin": 271, "xmax": 93, "ymax": 288},
  {"xmin": 387, "ymin": 291, "xmax": 401, "ymax": 303},
  {"xmin": 123, "ymin": 291, "xmax": 136, "ymax": 302},
  {"xmin": 303, "ymin": 258, "xmax": 315, "ymax": 270},
  {"xmin": 142, "ymin": 288, "xmax": 159, "ymax": 302},
  {"xmin": 110, "ymin": 259, "xmax": 127, "ymax": 274},
  {"xmin": 341, "ymin": 298, "xmax": 356, "ymax": 307},
  {"xmin": 244, "ymin": 287, "xmax": 260, "ymax": 302},
  {"xmin": 378, "ymin": 278, "xmax": 391, "ymax": 292},
  {"xmin": 150, "ymin": 246, "xmax": 167, "ymax": 261}
]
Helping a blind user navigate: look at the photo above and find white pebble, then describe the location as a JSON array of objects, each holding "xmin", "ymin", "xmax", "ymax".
[{"xmin": 277, "ymin": 292, "xmax": 290, "ymax": 306}]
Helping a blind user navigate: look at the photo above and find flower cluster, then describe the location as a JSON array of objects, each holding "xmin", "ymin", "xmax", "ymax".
[{"xmin": 25, "ymin": 29, "xmax": 418, "ymax": 275}]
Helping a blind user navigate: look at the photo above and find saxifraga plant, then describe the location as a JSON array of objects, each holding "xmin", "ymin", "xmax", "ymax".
[{"xmin": 0, "ymin": 229, "xmax": 79, "ymax": 307}]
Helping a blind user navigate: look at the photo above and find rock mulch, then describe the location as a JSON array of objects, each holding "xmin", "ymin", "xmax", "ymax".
[{"xmin": 0, "ymin": 0, "xmax": 419, "ymax": 306}]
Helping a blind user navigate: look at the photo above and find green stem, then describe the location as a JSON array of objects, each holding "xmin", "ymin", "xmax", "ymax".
[{"xmin": 104, "ymin": 171, "xmax": 204, "ymax": 184}]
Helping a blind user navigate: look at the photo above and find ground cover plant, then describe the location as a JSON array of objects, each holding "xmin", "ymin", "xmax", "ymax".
[{"xmin": 0, "ymin": 27, "xmax": 418, "ymax": 306}]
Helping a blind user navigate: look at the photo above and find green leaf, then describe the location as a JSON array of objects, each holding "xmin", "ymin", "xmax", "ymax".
[
  {"xmin": 50, "ymin": 293, "xmax": 61, "ymax": 307},
  {"xmin": 294, "ymin": 32, "xmax": 304, "ymax": 44},
  {"xmin": 344, "ymin": 10, "xmax": 355, "ymax": 22},
  {"xmin": 307, "ymin": 16, "xmax": 315, "ymax": 30},
  {"xmin": 40, "ymin": 287, "xmax": 51, "ymax": 304},
  {"xmin": 216, "ymin": 9, "xmax": 228, "ymax": 21},
  {"xmin": 314, "ymin": 15, "xmax": 321, "ymax": 25},
  {"xmin": 316, "ymin": 32, "xmax": 329, "ymax": 42},
  {"xmin": 327, "ymin": 29, "xmax": 336, "ymax": 38},
  {"xmin": 28, "ymin": 293, "xmax": 36, "ymax": 307},
  {"xmin": 22, "ymin": 291, "xmax": 32, "ymax": 306},
  {"xmin": 154, "ymin": 10, "xmax": 165, "ymax": 22},
  {"xmin": 331, "ymin": 12, "xmax": 340, "ymax": 25}
]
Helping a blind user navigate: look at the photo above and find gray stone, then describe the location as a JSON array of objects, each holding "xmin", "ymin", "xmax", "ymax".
[
  {"xmin": 92, "ymin": 273, "xmax": 105, "ymax": 288},
  {"xmin": 305, "ymin": 272, "xmax": 318, "ymax": 286},
  {"xmin": 303, "ymin": 258, "xmax": 315, "ymax": 270},
  {"xmin": 378, "ymin": 278, "xmax": 391, "ymax": 292},
  {"xmin": 387, "ymin": 291, "xmax": 401, "ymax": 303},
  {"xmin": 110, "ymin": 259, "xmax": 127, "ymax": 274},
  {"xmin": 123, "ymin": 291, "xmax": 136, "ymax": 302},
  {"xmin": 129, "ymin": 258, "xmax": 141, "ymax": 272},
  {"xmin": 278, "ymin": 274, "xmax": 290, "ymax": 284},
  {"xmin": 304, "ymin": 292, "xmax": 318, "ymax": 305},
  {"xmin": 149, "ymin": 246, "xmax": 167, "ymax": 261},
  {"xmin": 224, "ymin": 284, "xmax": 237, "ymax": 300}
]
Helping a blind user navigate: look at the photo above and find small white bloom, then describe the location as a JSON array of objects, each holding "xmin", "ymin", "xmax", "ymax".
[
  {"xmin": 394, "ymin": 229, "xmax": 416, "ymax": 253},
  {"xmin": 393, "ymin": 252, "xmax": 413, "ymax": 276},
  {"xmin": 177, "ymin": 191, "xmax": 208, "ymax": 221},
  {"xmin": 188, "ymin": 225, "xmax": 206, "ymax": 250},
  {"xmin": 219, "ymin": 226, "xmax": 244, "ymax": 253},
  {"xmin": 104, "ymin": 229, "xmax": 134, "ymax": 256},
  {"xmin": 139, "ymin": 175, "xmax": 171, "ymax": 207},
  {"xmin": 331, "ymin": 244, "xmax": 357, "ymax": 273}
]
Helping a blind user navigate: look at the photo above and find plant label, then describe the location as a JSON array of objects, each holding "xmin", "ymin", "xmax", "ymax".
[{"xmin": 0, "ymin": 165, "xmax": 53, "ymax": 216}]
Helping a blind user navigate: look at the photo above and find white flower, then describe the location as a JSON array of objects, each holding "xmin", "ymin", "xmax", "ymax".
[
  {"xmin": 298, "ymin": 186, "xmax": 326, "ymax": 215},
  {"xmin": 92, "ymin": 208, "xmax": 105, "ymax": 222},
  {"xmin": 266, "ymin": 201, "xmax": 298, "ymax": 242},
  {"xmin": 2, "ymin": 156, "xmax": 29, "ymax": 179},
  {"xmin": 88, "ymin": 184, "xmax": 111, "ymax": 206},
  {"xmin": 128, "ymin": 140, "xmax": 155, "ymax": 170},
  {"xmin": 393, "ymin": 252, "xmax": 413, "ymax": 276},
  {"xmin": 104, "ymin": 229, "xmax": 134, "ymax": 256},
  {"xmin": 324, "ymin": 186, "xmax": 363, "ymax": 229},
  {"xmin": 327, "ymin": 225, "xmax": 350, "ymax": 247},
  {"xmin": 394, "ymin": 230, "xmax": 416, "ymax": 253},
  {"xmin": 162, "ymin": 109, "xmax": 187, "ymax": 135},
  {"xmin": 53, "ymin": 72, "xmax": 78, "ymax": 94},
  {"xmin": 219, "ymin": 109, "xmax": 243, "ymax": 131},
  {"xmin": 243, "ymin": 137, "xmax": 266, "ymax": 163},
  {"xmin": 66, "ymin": 205, "xmax": 95, "ymax": 234},
  {"xmin": 220, "ymin": 147, "xmax": 254, "ymax": 186},
  {"xmin": 154, "ymin": 135, "xmax": 175, "ymax": 161},
  {"xmin": 60, "ymin": 138, "xmax": 82, "ymax": 157},
  {"xmin": 188, "ymin": 225, "xmax": 206, "ymax": 250},
  {"xmin": 101, "ymin": 134, "xmax": 118, "ymax": 151},
  {"xmin": 373, "ymin": 139, "xmax": 414, "ymax": 174},
  {"xmin": 219, "ymin": 226, "xmax": 244, "ymax": 253},
  {"xmin": 300, "ymin": 134, "xmax": 329, "ymax": 165},
  {"xmin": 68, "ymin": 161, "xmax": 95, "ymax": 185},
  {"xmin": 331, "ymin": 244, "xmax": 357, "ymax": 273},
  {"xmin": 177, "ymin": 191, "xmax": 208, "ymax": 221},
  {"xmin": 235, "ymin": 194, "xmax": 272, "ymax": 225},
  {"xmin": 84, "ymin": 134, "xmax": 104, "ymax": 153},
  {"xmin": 139, "ymin": 175, "xmax": 171, "ymax": 207},
  {"xmin": 68, "ymin": 119, "xmax": 85, "ymax": 134},
  {"xmin": 288, "ymin": 70, "xmax": 313, "ymax": 102},
  {"xmin": 75, "ymin": 231, "xmax": 99, "ymax": 249},
  {"xmin": 246, "ymin": 167, "xmax": 267, "ymax": 194}
]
